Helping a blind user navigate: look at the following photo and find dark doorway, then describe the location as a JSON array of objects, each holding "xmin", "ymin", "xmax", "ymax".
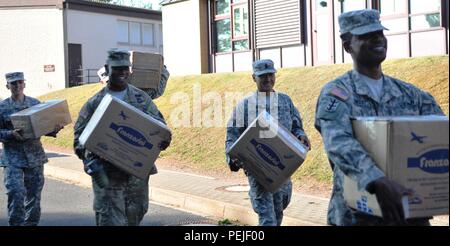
[{"xmin": 68, "ymin": 43, "xmax": 82, "ymax": 87}]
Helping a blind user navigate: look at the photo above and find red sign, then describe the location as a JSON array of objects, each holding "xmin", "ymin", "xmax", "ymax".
[{"xmin": 44, "ymin": 65, "xmax": 55, "ymax": 72}]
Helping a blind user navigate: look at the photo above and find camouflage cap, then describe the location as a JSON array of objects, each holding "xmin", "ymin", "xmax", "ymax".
[
  {"xmin": 5, "ymin": 72, "xmax": 25, "ymax": 83},
  {"xmin": 106, "ymin": 48, "xmax": 131, "ymax": 67},
  {"xmin": 253, "ymin": 59, "xmax": 276, "ymax": 77},
  {"xmin": 338, "ymin": 9, "xmax": 388, "ymax": 35}
]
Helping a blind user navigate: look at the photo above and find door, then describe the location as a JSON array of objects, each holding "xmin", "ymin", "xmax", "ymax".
[
  {"xmin": 68, "ymin": 43, "xmax": 82, "ymax": 87},
  {"xmin": 312, "ymin": 0, "xmax": 335, "ymax": 65}
]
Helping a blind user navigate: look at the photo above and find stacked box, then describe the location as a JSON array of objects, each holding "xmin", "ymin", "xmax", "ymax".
[
  {"xmin": 129, "ymin": 51, "xmax": 163, "ymax": 89},
  {"xmin": 10, "ymin": 99, "xmax": 72, "ymax": 139},
  {"xmin": 344, "ymin": 116, "xmax": 449, "ymax": 218}
]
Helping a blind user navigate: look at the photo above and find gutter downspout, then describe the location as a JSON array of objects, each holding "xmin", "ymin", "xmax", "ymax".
[{"xmin": 62, "ymin": 1, "xmax": 69, "ymax": 88}]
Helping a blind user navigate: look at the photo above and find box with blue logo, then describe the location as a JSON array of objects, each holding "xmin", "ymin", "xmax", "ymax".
[
  {"xmin": 78, "ymin": 94, "xmax": 171, "ymax": 179},
  {"xmin": 227, "ymin": 111, "xmax": 309, "ymax": 193},
  {"xmin": 345, "ymin": 116, "xmax": 449, "ymax": 218}
]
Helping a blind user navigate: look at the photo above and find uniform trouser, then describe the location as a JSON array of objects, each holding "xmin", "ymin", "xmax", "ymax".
[
  {"xmin": 353, "ymin": 211, "xmax": 431, "ymax": 226},
  {"xmin": 247, "ymin": 173, "xmax": 292, "ymax": 226},
  {"xmin": 3, "ymin": 165, "xmax": 45, "ymax": 226},
  {"xmin": 92, "ymin": 165, "xmax": 149, "ymax": 226}
]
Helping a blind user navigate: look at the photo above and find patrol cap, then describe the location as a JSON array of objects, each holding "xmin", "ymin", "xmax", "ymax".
[
  {"xmin": 252, "ymin": 59, "xmax": 276, "ymax": 77},
  {"xmin": 338, "ymin": 9, "xmax": 388, "ymax": 35},
  {"xmin": 5, "ymin": 72, "xmax": 25, "ymax": 83},
  {"xmin": 106, "ymin": 48, "xmax": 131, "ymax": 67}
]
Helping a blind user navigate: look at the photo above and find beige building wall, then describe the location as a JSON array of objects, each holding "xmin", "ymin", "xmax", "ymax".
[
  {"xmin": 0, "ymin": 8, "xmax": 66, "ymax": 99},
  {"xmin": 66, "ymin": 9, "xmax": 163, "ymax": 74},
  {"xmin": 162, "ymin": 0, "xmax": 208, "ymax": 76}
]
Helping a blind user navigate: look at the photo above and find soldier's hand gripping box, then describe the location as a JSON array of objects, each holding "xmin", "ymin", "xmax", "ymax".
[
  {"xmin": 344, "ymin": 116, "xmax": 449, "ymax": 218},
  {"xmin": 227, "ymin": 111, "xmax": 309, "ymax": 192},
  {"xmin": 10, "ymin": 99, "xmax": 72, "ymax": 139},
  {"xmin": 78, "ymin": 94, "xmax": 171, "ymax": 179},
  {"xmin": 129, "ymin": 51, "xmax": 163, "ymax": 89}
]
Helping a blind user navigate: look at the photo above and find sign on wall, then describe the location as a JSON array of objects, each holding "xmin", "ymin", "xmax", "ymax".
[{"xmin": 44, "ymin": 65, "xmax": 55, "ymax": 72}]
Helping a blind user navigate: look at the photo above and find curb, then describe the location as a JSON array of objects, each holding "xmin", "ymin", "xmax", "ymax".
[{"xmin": 44, "ymin": 165, "xmax": 324, "ymax": 226}]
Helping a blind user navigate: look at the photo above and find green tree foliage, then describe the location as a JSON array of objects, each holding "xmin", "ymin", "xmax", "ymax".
[{"xmin": 87, "ymin": 0, "xmax": 155, "ymax": 10}]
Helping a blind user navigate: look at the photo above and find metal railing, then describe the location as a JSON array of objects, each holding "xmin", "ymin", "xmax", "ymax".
[{"xmin": 69, "ymin": 68, "xmax": 100, "ymax": 87}]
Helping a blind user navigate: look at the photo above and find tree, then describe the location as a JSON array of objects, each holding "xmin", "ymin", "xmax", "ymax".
[{"xmin": 87, "ymin": 0, "xmax": 156, "ymax": 10}]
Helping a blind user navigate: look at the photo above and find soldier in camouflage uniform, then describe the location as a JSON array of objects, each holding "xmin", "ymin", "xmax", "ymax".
[
  {"xmin": 314, "ymin": 9, "xmax": 445, "ymax": 226},
  {"xmin": 0, "ymin": 72, "xmax": 62, "ymax": 226},
  {"xmin": 74, "ymin": 49, "xmax": 171, "ymax": 226},
  {"xmin": 225, "ymin": 59, "xmax": 310, "ymax": 226},
  {"xmin": 97, "ymin": 63, "xmax": 170, "ymax": 99}
]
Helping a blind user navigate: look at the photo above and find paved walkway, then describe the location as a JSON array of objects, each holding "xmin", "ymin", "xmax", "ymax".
[
  {"xmin": 44, "ymin": 151, "xmax": 328, "ymax": 226},
  {"xmin": 42, "ymin": 151, "xmax": 449, "ymax": 226}
]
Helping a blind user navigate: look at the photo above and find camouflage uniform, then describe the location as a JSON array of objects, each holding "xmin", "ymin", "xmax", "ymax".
[
  {"xmin": 314, "ymin": 70, "xmax": 444, "ymax": 226},
  {"xmin": 141, "ymin": 65, "xmax": 170, "ymax": 100},
  {"xmin": 226, "ymin": 91, "xmax": 309, "ymax": 226},
  {"xmin": 0, "ymin": 95, "xmax": 47, "ymax": 226},
  {"xmin": 74, "ymin": 84, "xmax": 166, "ymax": 226}
]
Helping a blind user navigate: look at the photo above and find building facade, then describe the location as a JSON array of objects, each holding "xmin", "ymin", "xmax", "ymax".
[
  {"xmin": 162, "ymin": 0, "xmax": 449, "ymax": 75},
  {"xmin": 0, "ymin": 0, "xmax": 163, "ymax": 98}
]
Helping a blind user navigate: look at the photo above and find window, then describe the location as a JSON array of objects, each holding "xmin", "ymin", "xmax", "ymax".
[
  {"xmin": 216, "ymin": 19, "xmax": 231, "ymax": 52},
  {"xmin": 117, "ymin": 20, "xmax": 156, "ymax": 46},
  {"xmin": 378, "ymin": 0, "xmax": 442, "ymax": 33},
  {"xmin": 117, "ymin": 20, "xmax": 129, "ymax": 43},
  {"xmin": 339, "ymin": 0, "xmax": 366, "ymax": 12},
  {"xmin": 130, "ymin": 22, "xmax": 141, "ymax": 45},
  {"xmin": 410, "ymin": 0, "xmax": 441, "ymax": 31},
  {"xmin": 214, "ymin": 0, "xmax": 249, "ymax": 53},
  {"xmin": 378, "ymin": 0, "xmax": 408, "ymax": 34},
  {"xmin": 379, "ymin": 0, "xmax": 407, "ymax": 16},
  {"xmin": 142, "ymin": 23, "xmax": 154, "ymax": 46},
  {"xmin": 215, "ymin": 0, "xmax": 230, "ymax": 15}
]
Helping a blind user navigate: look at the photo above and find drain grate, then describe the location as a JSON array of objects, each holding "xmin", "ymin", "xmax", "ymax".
[
  {"xmin": 170, "ymin": 218, "xmax": 218, "ymax": 226},
  {"xmin": 216, "ymin": 184, "xmax": 250, "ymax": 193}
]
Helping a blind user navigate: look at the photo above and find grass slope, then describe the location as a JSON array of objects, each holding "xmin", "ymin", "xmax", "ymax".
[{"xmin": 39, "ymin": 55, "xmax": 449, "ymax": 183}]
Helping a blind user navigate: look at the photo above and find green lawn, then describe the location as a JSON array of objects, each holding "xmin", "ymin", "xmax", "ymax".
[{"xmin": 39, "ymin": 55, "xmax": 449, "ymax": 184}]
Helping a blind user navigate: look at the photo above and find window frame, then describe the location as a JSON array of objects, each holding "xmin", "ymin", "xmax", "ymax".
[
  {"xmin": 116, "ymin": 20, "xmax": 157, "ymax": 47},
  {"xmin": 117, "ymin": 19, "xmax": 130, "ymax": 45},
  {"xmin": 213, "ymin": 0, "xmax": 250, "ymax": 55},
  {"xmin": 377, "ymin": 0, "xmax": 444, "ymax": 36},
  {"xmin": 142, "ymin": 23, "xmax": 155, "ymax": 47}
]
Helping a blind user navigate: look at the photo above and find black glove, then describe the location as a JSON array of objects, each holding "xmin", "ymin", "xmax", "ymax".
[
  {"xmin": 229, "ymin": 158, "xmax": 243, "ymax": 172},
  {"xmin": 83, "ymin": 158, "xmax": 110, "ymax": 188}
]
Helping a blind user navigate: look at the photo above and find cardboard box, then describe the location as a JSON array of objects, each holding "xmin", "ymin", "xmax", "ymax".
[
  {"xmin": 344, "ymin": 116, "xmax": 449, "ymax": 218},
  {"xmin": 227, "ymin": 111, "xmax": 308, "ymax": 192},
  {"xmin": 129, "ymin": 69, "xmax": 161, "ymax": 89},
  {"xmin": 79, "ymin": 94, "xmax": 171, "ymax": 179},
  {"xmin": 129, "ymin": 51, "xmax": 163, "ymax": 89},
  {"xmin": 10, "ymin": 99, "xmax": 72, "ymax": 139}
]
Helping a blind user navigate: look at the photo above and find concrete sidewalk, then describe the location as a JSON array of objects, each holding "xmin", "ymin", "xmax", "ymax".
[{"xmin": 43, "ymin": 151, "xmax": 448, "ymax": 226}]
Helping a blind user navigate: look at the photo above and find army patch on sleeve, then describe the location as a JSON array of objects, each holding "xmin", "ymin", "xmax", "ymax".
[
  {"xmin": 329, "ymin": 86, "xmax": 349, "ymax": 101},
  {"xmin": 325, "ymin": 98, "xmax": 340, "ymax": 112},
  {"xmin": 317, "ymin": 96, "xmax": 347, "ymax": 120}
]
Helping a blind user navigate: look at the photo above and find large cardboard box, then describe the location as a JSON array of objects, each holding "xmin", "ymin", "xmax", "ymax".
[
  {"xmin": 129, "ymin": 51, "xmax": 163, "ymax": 89},
  {"xmin": 10, "ymin": 99, "xmax": 72, "ymax": 139},
  {"xmin": 79, "ymin": 94, "xmax": 171, "ymax": 179},
  {"xmin": 227, "ymin": 111, "xmax": 309, "ymax": 192},
  {"xmin": 344, "ymin": 116, "xmax": 449, "ymax": 218}
]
